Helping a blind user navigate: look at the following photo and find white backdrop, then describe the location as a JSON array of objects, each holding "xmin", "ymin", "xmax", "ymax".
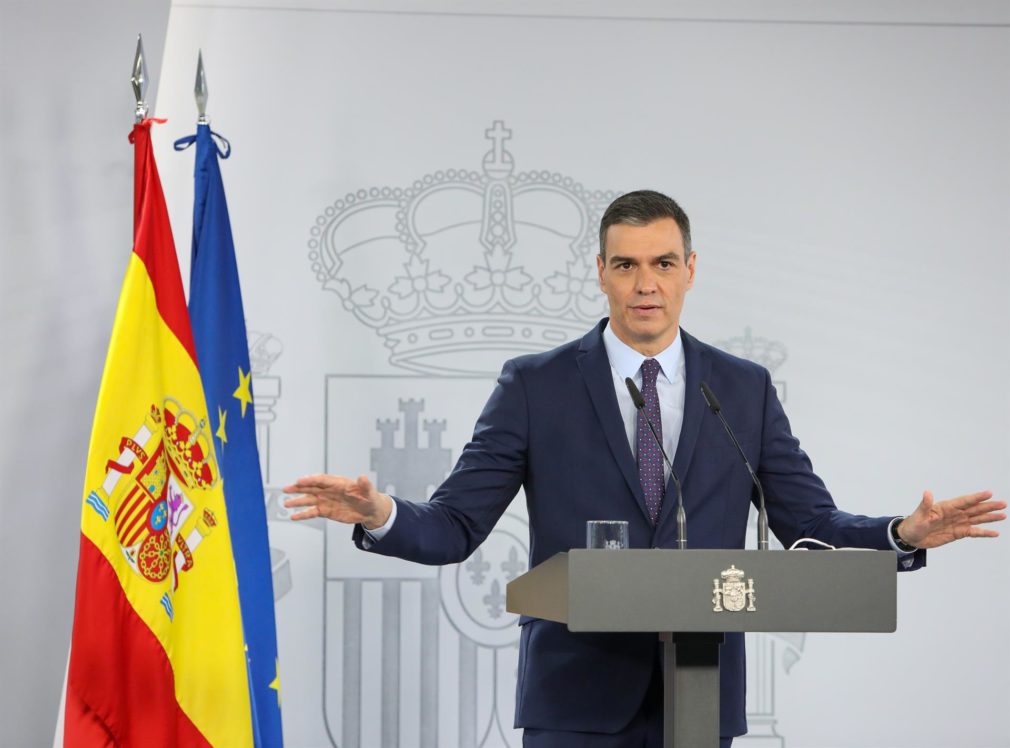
[
  {"xmin": 2, "ymin": 1, "xmax": 1008, "ymax": 747},
  {"xmin": 0, "ymin": 2, "xmax": 172, "ymax": 746},
  {"xmin": 152, "ymin": 3, "xmax": 1009, "ymax": 746}
]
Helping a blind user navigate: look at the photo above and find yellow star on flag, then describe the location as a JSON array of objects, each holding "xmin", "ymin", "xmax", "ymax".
[
  {"xmin": 269, "ymin": 658, "xmax": 281, "ymax": 707},
  {"xmin": 233, "ymin": 366, "xmax": 253, "ymax": 418},
  {"xmin": 215, "ymin": 406, "xmax": 228, "ymax": 447}
]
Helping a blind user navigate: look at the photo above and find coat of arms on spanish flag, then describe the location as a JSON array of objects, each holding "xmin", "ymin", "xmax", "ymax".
[{"xmin": 64, "ymin": 119, "xmax": 253, "ymax": 747}]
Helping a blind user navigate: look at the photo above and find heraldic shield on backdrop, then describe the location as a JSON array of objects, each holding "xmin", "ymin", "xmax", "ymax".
[{"xmin": 302, "ymin": 122, "xmax": 802, "ymax": 747}]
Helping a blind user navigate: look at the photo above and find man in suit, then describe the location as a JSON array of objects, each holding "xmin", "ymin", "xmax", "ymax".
[{"xmin": 285, "ymin": 190, "xmax": 1005, "ymax": 747}]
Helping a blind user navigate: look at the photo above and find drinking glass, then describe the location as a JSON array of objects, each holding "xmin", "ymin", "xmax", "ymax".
[{"xmin": 586, "ymin": 520, "xmax": 629, "ymax": 550}]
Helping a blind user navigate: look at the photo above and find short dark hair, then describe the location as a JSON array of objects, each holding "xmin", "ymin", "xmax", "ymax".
[{"xmin": 598, "ymin": 190, "xmax": 692, "ymax": 259}]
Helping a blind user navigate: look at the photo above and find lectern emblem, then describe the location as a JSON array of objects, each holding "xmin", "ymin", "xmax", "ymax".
[{"xmin": 713, "ymin": 565, "xmax": 756, "ymax": 612}]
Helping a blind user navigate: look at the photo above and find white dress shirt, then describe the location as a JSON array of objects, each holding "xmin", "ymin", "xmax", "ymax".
[{"xmin": 602, "ymin": 323, "xmax": 685, "ymax": 483}]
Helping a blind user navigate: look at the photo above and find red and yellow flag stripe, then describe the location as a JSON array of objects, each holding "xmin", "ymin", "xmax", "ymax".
[{"xmin": 65, "ymin": 121, "xmax": 253, "ymax": 747}]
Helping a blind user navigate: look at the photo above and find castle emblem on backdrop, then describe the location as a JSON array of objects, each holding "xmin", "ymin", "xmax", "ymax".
[
  {"xmin": 371, "ymin": 398, "xmax": 452, "ymax": 499},
  {"xmin": 307, "ymin": 121, "xmax": 618, "ymax": 375}
]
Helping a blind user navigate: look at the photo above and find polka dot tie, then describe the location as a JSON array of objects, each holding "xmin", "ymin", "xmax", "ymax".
[{"xmin": 636, "ymin": 358, "xmax": 665, "ymax": 525}]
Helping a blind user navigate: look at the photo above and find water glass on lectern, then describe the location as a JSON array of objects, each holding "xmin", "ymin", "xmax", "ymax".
[{"xmin": 586, "ymin": 520, "xmax": 629, "ymax": 550}]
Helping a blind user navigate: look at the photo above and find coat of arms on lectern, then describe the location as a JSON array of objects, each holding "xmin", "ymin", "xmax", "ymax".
[{"xmin": 713, "ymin": 565, "xmax": 757, "ymax": 612}]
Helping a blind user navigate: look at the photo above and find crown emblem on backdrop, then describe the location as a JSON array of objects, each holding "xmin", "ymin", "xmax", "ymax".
[
  {"xmin": 308, "ymin": 121, "xmax": 618, "ymax": 375},
  {"xmin": 714, "ymin": 327, "xmax": 787, "ymax": 375}
]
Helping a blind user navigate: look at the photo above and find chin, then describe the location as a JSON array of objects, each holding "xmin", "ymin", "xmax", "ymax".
[{"xmin": 629, "ymin": 322, "xmax": 667, "ymax": 339}]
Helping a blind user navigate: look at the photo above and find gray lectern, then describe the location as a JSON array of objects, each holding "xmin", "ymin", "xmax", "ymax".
[{"xmin": 506, "ymin": 549, "xmax": 897, "ymax": 747}]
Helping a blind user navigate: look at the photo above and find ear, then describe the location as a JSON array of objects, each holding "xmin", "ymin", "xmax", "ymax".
[
  {"xmin": 596, "ymin": 254, "xmax": 606, "ymax": 291},
  {"xmin": 686, "ymin": 251, "xmax": 697, "ymax": 289}
]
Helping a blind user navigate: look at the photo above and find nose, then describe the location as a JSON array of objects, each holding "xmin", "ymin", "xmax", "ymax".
[{"xmin": 634, "ymin": 266, "xmax": 658, "ymax": 294}]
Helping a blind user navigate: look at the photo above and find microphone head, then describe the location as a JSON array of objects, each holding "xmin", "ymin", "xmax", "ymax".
[
  {"xmin": 700, "ymin": 381, "xmax": 722, "ymax": 414},
  {"xmin": 625, "ymin": 377, "xmax": 646, "ymax": 410}
]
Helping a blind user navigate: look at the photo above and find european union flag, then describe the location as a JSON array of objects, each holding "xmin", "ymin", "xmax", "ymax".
[{"xmin": 176, "ymin": 124, "xmax": 283, "ymax": 747}]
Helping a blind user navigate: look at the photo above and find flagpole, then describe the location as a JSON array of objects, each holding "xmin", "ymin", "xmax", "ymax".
[{"xmin": 180, "ymin": 50, "xmax": 285, "ymax": 746}]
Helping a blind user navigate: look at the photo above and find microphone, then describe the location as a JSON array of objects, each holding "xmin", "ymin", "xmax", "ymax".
[
  {"xmin": 699, "ymin": 381, "xmax": 769, "ymax": 550},
  {"xmin": 625, "ymin": 377, "xmax": 686, "ymax": 549}
]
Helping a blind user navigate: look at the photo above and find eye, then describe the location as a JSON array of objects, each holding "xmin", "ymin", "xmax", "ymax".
[{"xmin": 658, "ymin": 260, "xmax": 673, "ymax": 269}]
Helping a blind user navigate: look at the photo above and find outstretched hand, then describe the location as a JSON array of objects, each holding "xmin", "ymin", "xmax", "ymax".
[
  {"xmin": 283, "ymin": 474, "xmax": 393, "ymax": 530},
  {"xmin": 897, "ymin": 490, "xmax": 1006, "ymax": 550}
]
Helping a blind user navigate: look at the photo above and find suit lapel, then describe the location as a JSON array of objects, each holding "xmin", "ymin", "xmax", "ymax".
[
  {"xmin": 576, "ymin": 323, "xmax": 651, "ymax": 524},
  {"xmin": 658, "ymin": 329, "xmax": 710, "ymax": 528}
]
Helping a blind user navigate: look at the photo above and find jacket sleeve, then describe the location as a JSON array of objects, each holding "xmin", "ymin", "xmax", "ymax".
[
  {"xmin": 756, "ymin": 368, "xmax": 926, "ymax": 571},
  {"xmin": 352, "ymin": 358, "xmax": 529, "ymax": 565}
]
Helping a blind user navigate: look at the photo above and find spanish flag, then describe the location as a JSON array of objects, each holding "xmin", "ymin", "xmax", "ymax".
[{"xmin": 64, "ymin": 120, "xmax": 253, "ymax": 747}]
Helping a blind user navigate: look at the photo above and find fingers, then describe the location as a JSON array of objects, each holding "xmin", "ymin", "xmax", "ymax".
[
  {"xmin": 282, "ymin": 491, "xmax": 327, "ymax": 521},
  {"xmin": 966, "ymin": 501, "xmax": 1007, "ymax": 518},
  {"xmin": 927, "ymin": 490, "xmax": 1005, "ymax": 516},
  {"xmin": 283, "ymin": 473, "xmax": 351, "ymax": 494},
  {"xmin": 967, "ymin": 510, "xmax": 1007, "ymax": 525},
  {"xmin": 967, "ymin": 526, "xmax": 1000, "ymax": 539},
  {"xmin": 937, "ymin": 491, "xmax": 1005, "ymax": 519},
  {"xmin": 280, "ymin": 472, "xmax": 381, "ymax": 526},
  {"xmin": 283, "ymin": 493, "xmax": 321, "ymax": 508},
  {"xmin": 282, "ymin": 491, "xmax": 359, "ymax": 523},
  {"xmin": 948, "ymin": 490, "xmax": 995, "ymax": 508},
  {"xmin": 288, "ymin": 506, "xmax": 321, "ymax": 521}
]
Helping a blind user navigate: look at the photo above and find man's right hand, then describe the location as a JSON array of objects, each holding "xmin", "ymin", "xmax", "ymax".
[{"xmin": 283, "ymin": 474, "xmax": 393, "ymax": 530}]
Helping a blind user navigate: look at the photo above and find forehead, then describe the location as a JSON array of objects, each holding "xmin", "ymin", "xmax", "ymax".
[{"xmin": 605, "ymin": 218, "xmax": 685, "ymax": 259}]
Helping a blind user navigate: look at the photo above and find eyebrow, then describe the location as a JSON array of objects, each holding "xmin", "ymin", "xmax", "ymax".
[{"xmin": 608, "ymin": 252, "xmax": 680, "ymax": 266}]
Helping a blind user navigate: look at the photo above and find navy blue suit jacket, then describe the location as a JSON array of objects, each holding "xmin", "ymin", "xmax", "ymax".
[{"xmin": 355, "ymin": 320, "xmax": 925, "ymax": 737}]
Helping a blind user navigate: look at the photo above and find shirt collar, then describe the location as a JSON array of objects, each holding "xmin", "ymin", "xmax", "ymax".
[{"xmin": 602, "ymin": 321, "xmax": 683, "ymax": 382}]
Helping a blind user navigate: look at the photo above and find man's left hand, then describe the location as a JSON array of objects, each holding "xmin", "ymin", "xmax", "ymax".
[{"xmin": 897, "ymin": 490, "xmax": 1006, "ymax": 549}]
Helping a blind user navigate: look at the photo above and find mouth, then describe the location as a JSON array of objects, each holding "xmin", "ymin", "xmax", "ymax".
[{"xmin": 630, "ymin": 304, "xmax": 663, "ymax": 316}]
